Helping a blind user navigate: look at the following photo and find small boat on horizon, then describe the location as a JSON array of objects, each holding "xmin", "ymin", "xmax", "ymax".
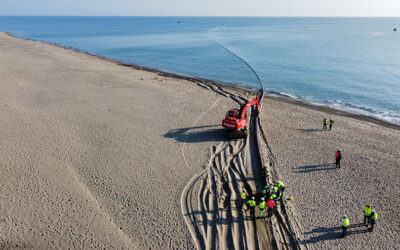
[{"xmin": 394, "ymin": 28, "xmax": 397, "ymax": 31}]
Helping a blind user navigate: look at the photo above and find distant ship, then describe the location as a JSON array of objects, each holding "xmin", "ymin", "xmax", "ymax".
[
  {"xmin": 394, "ymin": 28, "xmax": 397, "ymax": 31},
  {"xmin": 177, "ymin": 21, "xmax": 181, "ymax": 23}
]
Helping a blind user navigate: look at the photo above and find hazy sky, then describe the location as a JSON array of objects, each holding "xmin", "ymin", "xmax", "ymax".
[{"xmin": 1, "ymin": 0, "xmax": 400, "ymax": 16}]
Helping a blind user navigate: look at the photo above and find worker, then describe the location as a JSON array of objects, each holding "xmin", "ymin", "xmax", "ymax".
[
  {"xmin": 240, "ymin": 188, "xmax": 247, "ymax": 208},
  {"xmin": 266, "ymin": 199, "xmax": 276, "ymax": 217},
  {"xmin": 269, "ymin": 192, "xmax": 277, "ymax": 202},
  {"xmin": 369, "ymin": 209, "xmax": 378, "ymax": 232},
  {"xmin": 272, "ymin": 186, "xmax": 281, "ymax": 200},
  {"xmin": 342, "ymin": 214, "xmax": 350, "ymax": 238},
  {"xmin": 335, "ymin": 149, "xmax": 342, "ymax": 168},
  {"xmin": 263, "ymin": 184, "xmax": 273, "ymax": 198},
  {"xmin": 323, "ymin": 118, "xmax": 328, "ymax": 130},
  {"xmin": 274, "ymin": 181, "xmax": 285, "ymax": 199},
  {"xmin": 259, "ymin": 197, "xmax": 266, "ymax": 218},
  {"xmin": 363, "ymin": 204, "xmax": 373, "ymax": 225},
  {"xmin": 329, "ymin": 119, "xmax": 334, "ymax": 130},
  {"xmin": 247, "ymin": 196, "xmax": 256, "ymax": 219}
]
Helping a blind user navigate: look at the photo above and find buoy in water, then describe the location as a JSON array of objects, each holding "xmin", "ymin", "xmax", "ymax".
[{"xmin": 394, "ymin": 28, "xmax": 397, "ymax": 32}]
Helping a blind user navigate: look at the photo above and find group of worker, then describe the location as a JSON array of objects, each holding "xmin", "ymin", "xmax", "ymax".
[
  {"xmin": 342, "ymin": 204, "xmax": 378, "ymax": 237},
  {"xmin": 323, "ymin": 118, "xmax": 334, "ymax": 130},
  {"xmin": 240, "ymin": 180, "xmax": 285, "ymax": 219}
]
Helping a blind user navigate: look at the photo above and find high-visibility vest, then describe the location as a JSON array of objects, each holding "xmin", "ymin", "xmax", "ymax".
[
  {"xmin": 343, "ymin": 218, "xmax": 350, "ymax": 227},
  {"xmin": 241, "ymin": 192, "xmax": 246, "ymax": 200},
  {"xmin": 259, "ymin": 201, "xmax": 266, "ymax": 209},
  {"xmin": 330, "ymin": 120, "xmax": 334, "ymax": 125},
  {"xmin": 247, "ymin": 200, "xmax": 256, "ymax": 207},
  {"xmin": 364, "ymin": 207, "xmax": 372, "ymax": 216},
  {"xmin": 273, "ymin": 187, "xmax": 278, "ymax": 193},
  {"xmin": 323, "ymin": 119, "xmax": 328, "ymax": 124},
  {"xmin": 372, "ymin": 212, "xmax": 378, "ymax": 221},
  {"xmin": 270, "ymin": 194, "xmax": 277, "ymax": 200},
  {"xmin": 276, "ymin": 182, "xmax": 285, "ymax": 190}
]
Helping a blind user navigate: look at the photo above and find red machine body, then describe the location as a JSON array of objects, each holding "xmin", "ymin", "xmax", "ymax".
[{"xmin": 222, "ymin": 96, "xmax": 260, "ymax": 138}]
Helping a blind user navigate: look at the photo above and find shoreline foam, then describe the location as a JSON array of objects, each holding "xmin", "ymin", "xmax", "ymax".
[{"xmin": 3, "ymin": 31, "xmax": 399, "ymax": 130}]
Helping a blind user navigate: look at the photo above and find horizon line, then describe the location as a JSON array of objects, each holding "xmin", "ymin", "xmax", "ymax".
[{"xmin": 1, "ymin": 15, "xmax": 400, "ymax": 18}]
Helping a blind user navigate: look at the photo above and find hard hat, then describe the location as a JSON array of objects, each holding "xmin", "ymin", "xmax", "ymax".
[
  {"xmin": 367, "ymin": 204, "xmax": 372, "ymax": 208},
  {"xmin": 252, "ymin": 196, "xmax": 255, "ymax": 200},
  {"xmin": 288, "ymin": 196, "xmax": 294, "ymax": 200},
  {"xmin": 373, "ymin": 209, "xmax": 376, "ymax": 213},
  {"xmin": 261, "ymin": 197, "xmax": 265, "ymax": 201},
  {"xmin": 243, "ymin": 188, "xmax": 246, "ymax": 192},
  {"xmin": 343, "ymin": 214, "xmax": 347, "ymax": 218},
  {"xmin": 337, "ymin": 148, "xmax": 341, "ymax": 151}
]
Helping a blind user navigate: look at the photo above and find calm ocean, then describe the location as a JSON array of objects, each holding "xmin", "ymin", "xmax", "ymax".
[{"xmin": 1, "ymin": 17, "xmax": 399, "ymax": 124}]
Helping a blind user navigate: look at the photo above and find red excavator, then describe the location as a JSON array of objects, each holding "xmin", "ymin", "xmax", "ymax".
[{"xmin": 222, "ymin": 96, "xmax": 260, "ymax": 138}]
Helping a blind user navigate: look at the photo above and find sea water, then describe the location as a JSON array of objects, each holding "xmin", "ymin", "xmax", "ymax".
[{"xmin": 1, "ymin": 17, "xmax": 399, "ymax": 124}]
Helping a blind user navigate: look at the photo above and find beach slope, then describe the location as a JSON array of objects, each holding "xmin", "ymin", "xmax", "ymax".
[{"xmin": 0, "ymin": 32, "xmax": 245, "ymax": 248}]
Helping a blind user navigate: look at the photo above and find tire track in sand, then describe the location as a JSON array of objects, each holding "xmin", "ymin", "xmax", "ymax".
[{"xmin": 181, "ymin": 132, "xmax": 268, "ymax": 249}]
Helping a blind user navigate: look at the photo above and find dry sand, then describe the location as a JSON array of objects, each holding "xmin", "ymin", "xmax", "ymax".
[
  {"xmin": 1, "ymin": 32, "xmax": 272, "ymax": 249},
  {"xmin": 1, "ymin": 31, "xmax": 399, "ymax": 249},
  {"xmin": 259, "ymin": 97, "xmax": 400, "ymax": 249}
]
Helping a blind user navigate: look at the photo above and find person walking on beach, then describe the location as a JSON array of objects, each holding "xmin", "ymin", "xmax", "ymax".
[
  {"xmin": 240, "ymin": 188, "xmax": 247, "ymax": 208},
  {"xmin": 369, "ymin": 209, "xmax": 378, "ymax": 232},
  {"xmin": 247, "ymin": 196, "xmax": 256, "ymax": 219},
  {"xmin": 323, "ymin": 118, "xmax": 328, "ymax": 130},
  {"xmin": 335, "ymin": 149, "xmax": 342, "ymax": 168},
  {"xmin": 363, "ymin": 204, "xmax": 373, "ymax": 226},
  {"xmin": 342, "ymin": 214, "xmax": 350, "ymax": 238},
  {"xmin": 267, "ymin": 199, "xmax": 276, "ymax": 217},
  {"xmin": 259, "ymin": 197, "xmax": 266, "ymax": 218},
  {"xmin": 329, "ymin": 119, "xmax": 334, "ymax": 130}
]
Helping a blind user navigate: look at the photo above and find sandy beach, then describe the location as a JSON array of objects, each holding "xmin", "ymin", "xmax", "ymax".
[
  {"xmin": 259, "ymin": 97, "xmax": 400, "ymax": 249},
  {"xmin": 1, "ymin": 32, "xmax": 399, "ymax": 249}
]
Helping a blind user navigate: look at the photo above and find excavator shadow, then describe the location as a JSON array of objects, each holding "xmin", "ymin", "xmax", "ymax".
[
  {"xmin": 164, "ymin": 125, "xmax": 227, "ymax": 143},
  {"xmin": 292, "ymin": 163, "xmax": 337, "ymax": 173}
]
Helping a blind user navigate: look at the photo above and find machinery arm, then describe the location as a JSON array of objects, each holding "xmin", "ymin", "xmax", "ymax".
[{"xmin": 240, "ymin": 96, "xmax": 260, "ymax": 120}]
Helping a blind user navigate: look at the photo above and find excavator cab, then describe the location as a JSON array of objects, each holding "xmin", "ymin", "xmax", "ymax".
[{"xmin": 226, "ymin": 109, "xmax": 241, "ymax": 119}]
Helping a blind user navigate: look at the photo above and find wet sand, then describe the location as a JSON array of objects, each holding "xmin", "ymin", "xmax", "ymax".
[{"xmin": 1, "ymin": 31, "xmax": 399, "ymax": 249}]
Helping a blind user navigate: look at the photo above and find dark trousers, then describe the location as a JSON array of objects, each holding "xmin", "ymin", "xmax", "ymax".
[
  {"xmin": 240, "ymin": 199, "xmax": 245, "ymax": 208},
  {"xmin": 364, "ymin": 215, "xmax": 371, "ymax": 225},
  {"xmin": 369, "ymin": 220, "xmax": 376, "ymax": 232},
  {"xmin": 323, "ymin": 124, "xmax": 327, "ymax": 130},
  {"xmin": 336, "ymin": 159, "xmax": 341, "ymax": 168},
  {"xmin": 267, "ymin": 207, "xmax": 274, "ymax": 217},
  {"xmin": 342, "ymin": 226, "xmax": 348, "ymax": 237},
  {"xmin": 250, "ymin": 207, "xmax": 255, "ymax": 219}
]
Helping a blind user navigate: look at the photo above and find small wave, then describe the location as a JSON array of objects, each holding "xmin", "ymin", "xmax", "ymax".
[
  {"xmin": 267, "ymin": 91, "xmax": 299, "ymax": 100},
  {"xmin": 267, "ymin": 91, "xmax": 400, "ymax": 125}
]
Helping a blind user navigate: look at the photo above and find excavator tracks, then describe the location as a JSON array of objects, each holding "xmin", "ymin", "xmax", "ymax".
[{"xmin": 181, "ymin": 103, "xmax": 299, "ymax": 249}]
